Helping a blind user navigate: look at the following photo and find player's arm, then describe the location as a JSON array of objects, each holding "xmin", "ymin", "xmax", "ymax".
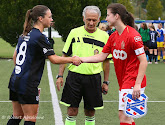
[
  {"xmin": 163, "ymin": 29, "xmax": 165, "ymax": 44},
  {"xmin": 102, "ymin": 59, "xmax": 110, "ymax": 95},
  {"xmin": 80, "ymin": 52, "xmax": 109, "ymax": 63},
  {"xmin": 48, "ymin": 55, "xmax": 80, "ymax": 64},
  {"xmin": 56, "ymin": 54, "xmax": 68, "ymax": 91},
  {"xmin": 13, "ymin": 50, "xmax": 17, "ymax": 66},
  {"xmin": 132, "ymin": 54, "xmax": 148, "ymax": 99}
]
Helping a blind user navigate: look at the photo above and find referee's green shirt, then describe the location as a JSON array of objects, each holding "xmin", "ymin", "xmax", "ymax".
[{"xmin": 63, "ymin": 26, "xmax": 110, "ymax": 75}]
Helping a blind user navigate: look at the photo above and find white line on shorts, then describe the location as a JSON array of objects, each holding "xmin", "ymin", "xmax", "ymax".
[{"xmin": 47, "ymin": 61, "xmax": 64, "ymax": 125}]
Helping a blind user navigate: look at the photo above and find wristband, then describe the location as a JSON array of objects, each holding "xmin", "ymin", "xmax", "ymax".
[
  {"xmin": 103, "ymin": 81, "xmax": 110, "ymax": 85},
  {"xmin": 56, "ymin": 75, "xmax": 63, "ymax": 79}
]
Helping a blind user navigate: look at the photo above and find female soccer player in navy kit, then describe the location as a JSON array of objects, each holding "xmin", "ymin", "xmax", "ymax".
[
  {"xmin": 7, "ymin": 5, "xmax": 80, "ymax": 125},
  {"xmin": 79, "ymin": 3, "xmax": 148, "ymax": 125}
]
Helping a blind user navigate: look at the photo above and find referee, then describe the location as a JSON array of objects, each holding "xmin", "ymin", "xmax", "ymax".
[{"xmin": 56, "ymin": 6, "xmax": 110, "ymax": 125}]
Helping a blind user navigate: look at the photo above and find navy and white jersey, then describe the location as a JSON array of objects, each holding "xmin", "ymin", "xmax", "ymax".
[
  {"xmin": 149, "ymin": 31, "xmax": 158, "ymax": 43},
  {"xmin": 8, "ymin": 28, "xmax": 55, "ymax": 95}
]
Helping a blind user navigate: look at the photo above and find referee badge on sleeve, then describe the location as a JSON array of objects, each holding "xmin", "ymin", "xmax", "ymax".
[{"xmin": 124, "ymin": 93, "xmax": 148, "ymax": 118}]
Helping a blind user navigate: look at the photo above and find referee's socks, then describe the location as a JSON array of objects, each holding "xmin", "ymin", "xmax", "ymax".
[
  {"xmin": 65, "ymin": 115, "xmax": 76, "ymax": 125},
  {"xmin": 85, "ymin": 116, "xmax": 95, "ymax": 125}
]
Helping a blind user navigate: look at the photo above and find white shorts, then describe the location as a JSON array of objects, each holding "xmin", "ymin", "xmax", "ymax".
[{"xmin": 118, "ymin": 88, "xmax": 145, "ymax": 110}]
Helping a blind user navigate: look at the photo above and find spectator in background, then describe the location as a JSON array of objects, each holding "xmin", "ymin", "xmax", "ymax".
[
  {"xmin": 107, "ymin": 25, "xmax": 115, "ymax": 36},
  {"xmin": 148, "ymin": 24, "xmax": 159, "ymax": 64},
  {"xmin": 157, "ymin": 23, "xmax": 165, "ymax": 63},
  {"xmin": 139, "ymin": 22, "xmax": 150, "ymax": 58},
  {"xmin": 98, "ymin": 23, "xmax": 107, "ymax": 31},
  {"xmin": 134, "ymin": 25, "xmax": 138, "ymax": 31}
]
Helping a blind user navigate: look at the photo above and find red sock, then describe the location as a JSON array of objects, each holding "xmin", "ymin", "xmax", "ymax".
[
  {"xmin": 132, "ymin": 122, "xmax": 136, "ymax": 125},
  {"xmin": 120, "ymin": 123, "xmax": 132, "ymax": 125}
]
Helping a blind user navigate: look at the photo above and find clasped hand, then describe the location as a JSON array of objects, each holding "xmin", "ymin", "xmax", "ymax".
[{"xmin": 72, "ymin": 56, "xmax": 82, "ymax": 66}]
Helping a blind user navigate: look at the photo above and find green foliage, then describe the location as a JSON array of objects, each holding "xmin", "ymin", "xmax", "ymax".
[
  {"xmin": 146, "ymin": 0, "xmax": 163, "ymax": 20},
  {"xmin": 141, "ymin": 0, "xmax": 148, "ymax": 8},
  {"xmin": 0, "ymin": 0, "xmax": 110, "ymax": 46},
  {"xmin": 117, "ymin": 0, "xmax": 134, "ymax": 13}
]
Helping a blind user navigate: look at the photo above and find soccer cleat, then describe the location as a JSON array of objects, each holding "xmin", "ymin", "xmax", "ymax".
[
  {"xmin": 148, "ymin": 62, "xmax": 152, "ymax": 64},
  {"xmin": 155, "ymin": 62, "xmax": 158, "ymax": 64}
]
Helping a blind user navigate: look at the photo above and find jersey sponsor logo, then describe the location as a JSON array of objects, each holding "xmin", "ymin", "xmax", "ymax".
[
  {"xmin": 43, "ymin": 48, "xmax": 54, "ymax": 54},
  {"xmin": 113, "ymin": 49, "xmax": 127, "ymax": 60},
  {"xmin": 124, "ymin": 93, "xmax": 148, "ymax": 118},
  {"xmin": 43, "ymin": 48, "xmax": 48, "ymax": 54},
  {"xmin": 134, "ymin": 36, "xmax": 142, "ymax": 42},
  {"xmin": 15, "ymin": 66, "xmax": 21, "ymax": 74}
]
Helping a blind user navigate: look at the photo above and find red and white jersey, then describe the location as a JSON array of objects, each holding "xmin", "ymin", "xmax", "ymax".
[{"xmin": 102, "ymin": 26, "xmax": 146, "ymax": 90}]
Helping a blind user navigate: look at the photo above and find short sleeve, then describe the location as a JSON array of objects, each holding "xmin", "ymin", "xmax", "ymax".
[
  {"xmin": 131, "ymin": 35, "xmax": 145, "ymax": 56},
  {"xmin": 37, "ymin": 34, "xmax": 55, "ymax": 56},
  {"xmin": 62, "ymin": 30, "xmax": 75, "ymax": 56},
  {"xmin": 163, "ymin": 29, "xmax": 165, "ymax": 34},
  {"xmin": 102, "ymin": 36, "xmax": 111, "ymax": 54}
]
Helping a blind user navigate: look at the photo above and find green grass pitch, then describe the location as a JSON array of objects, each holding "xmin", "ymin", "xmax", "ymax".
[{"xmin": 0, "ymin": 38, "xmax": 165, "ymax": 124}]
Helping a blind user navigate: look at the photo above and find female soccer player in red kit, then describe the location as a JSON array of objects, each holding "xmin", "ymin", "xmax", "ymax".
[{"xmin": 80, "ymin": 3, "xmax": 148, "ymax": 125}]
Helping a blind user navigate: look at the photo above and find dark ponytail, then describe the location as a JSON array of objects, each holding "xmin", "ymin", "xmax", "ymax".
[
  {"xmin": 23, "ymin": 9, "xmax": 32, "ymax": 36},
  {"xmin": 22, "ymin": 5, "xmax": 49, "ymax": 36},
  {"xmin": 107, "ymin": 3, "xmax": 135, "ymax": 28}
]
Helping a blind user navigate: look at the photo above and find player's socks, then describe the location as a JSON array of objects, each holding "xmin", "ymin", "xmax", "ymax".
[
  {"xmin": 85, "ymin": 116, "xmax": 95, "ymax": 125},
  {"xmin": 65, "ymin": 115, "xmax": 76, "ymax": 125},
  {"xmin": 158, "ymin": 55, "xmax": 160, "ymax": 61},
  {"xmin": 154, "ymin": 54, "xmax": 157, "ymax": 62},
  {"xmin": 7, "ymin": 115, "xmax": 22, "ymax": 125},
  {"xmin": 149, "ymin": 54, "xmax": 153, "ymax": 62},
  {"xmin": 132, "ymin": 122, "xmax": 136, "ymax": 125},
  {"xmin": 163, "ymin": 56, "xmax": 165, "ymax": 62},
  {"xmin": 120, "ymin": 123, "xmax": 132, "ymax": 125},
  {"xmin": 24, "ymin": 121, "xmax": 35, "ymax": 125}
]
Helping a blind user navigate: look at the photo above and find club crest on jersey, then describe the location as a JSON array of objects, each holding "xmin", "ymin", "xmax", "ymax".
[
  {"xmin": 94, "ymin": 49, "xmax": 99, "ymax": 55},
  {"xmin": 124, "ymin": 93, "xmax": 148, "ymax": 118},
  {"xmin": 134, "ymin": 36, "xmax": 142, "ymax": 42},
  {"xmin": 121, "ymin": 41, "xmax": 125, "ymax": 49}
]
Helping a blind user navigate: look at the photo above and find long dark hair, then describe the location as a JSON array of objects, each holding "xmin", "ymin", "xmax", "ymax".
[
  {"xmin": 107, "ymin": 3, "xmax": 135, "ymax": 28},
  {"xmin": 23, "ymin": 5, "xmax": 49, "ymax": 36}
]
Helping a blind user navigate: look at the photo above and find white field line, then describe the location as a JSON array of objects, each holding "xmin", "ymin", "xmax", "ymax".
[{"xmin": 47, "ymin": 61, "xmax": 64, "ymax": 125}]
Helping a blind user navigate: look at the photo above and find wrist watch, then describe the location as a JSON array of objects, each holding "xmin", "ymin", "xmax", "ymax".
[
  {"xmin": 56, "ymin": 75, "xmax": 63, "ymax": 79},
  {"xmin": 103, "ymin": 81, "xmax": 110, "ymax": 85}
]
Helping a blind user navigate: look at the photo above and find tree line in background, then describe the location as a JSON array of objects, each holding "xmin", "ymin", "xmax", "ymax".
[{"xmin": 0, "ymin": 0, "xmax": 164, "ymax": 46}]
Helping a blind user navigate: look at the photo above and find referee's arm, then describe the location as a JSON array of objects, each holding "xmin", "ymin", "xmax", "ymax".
[{"xmin": 56, "ymin": 53, "xmax": 68, "ymax": 91}]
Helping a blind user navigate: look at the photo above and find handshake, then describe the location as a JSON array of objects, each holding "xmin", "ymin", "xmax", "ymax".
[{"xmin": 72, "ymin": 56, "xmax": 82, "ymax": 66}]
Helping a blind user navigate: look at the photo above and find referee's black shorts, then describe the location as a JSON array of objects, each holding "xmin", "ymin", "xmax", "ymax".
[
  {"xmin": 9, "ymin": 89, "xmax": 39, "ymax": 104},
  {"xmin": 60, "ymin": 71, "xmax": 103, "ymax": 110}
]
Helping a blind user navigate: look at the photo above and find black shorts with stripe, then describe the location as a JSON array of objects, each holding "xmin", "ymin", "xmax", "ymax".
[
  {"xmin": 9, "ymin": 89, "xmax": 39, "ymax": 104},
  {"xmin": 60, "ymin": 71, "xmax": 103, "ymax": 110}
]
